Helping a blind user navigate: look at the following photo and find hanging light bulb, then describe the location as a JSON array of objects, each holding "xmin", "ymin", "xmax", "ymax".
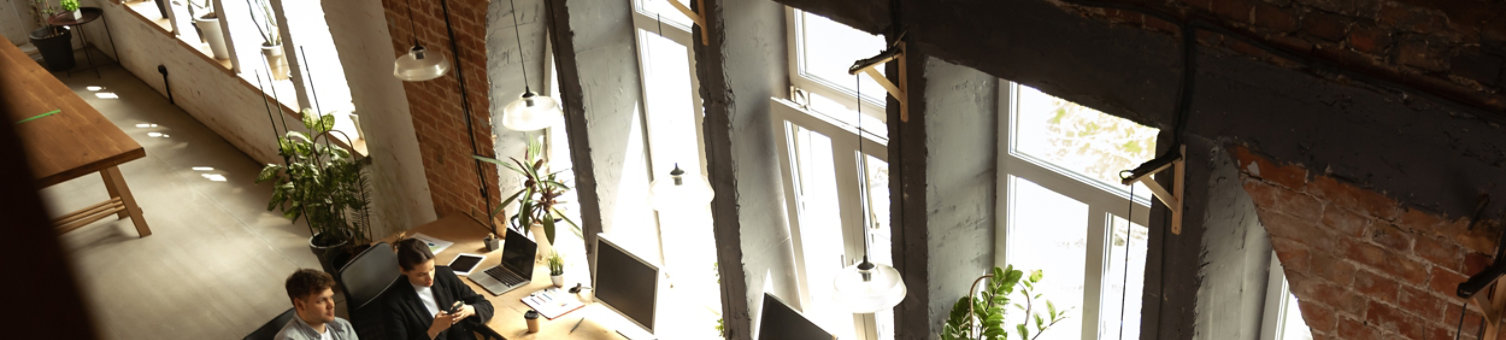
[
  {"xmin": 832, "ymin": 72, "xmax": 906, "ymax": 314},
  {"xmin": 500, "ymin": 0, "xmax": 563, "ymax": 131},
  {"xmin": 393, "ymin": 45, "xmax": 451, "ymax": 81},
  {"xmin": 392, "ymin": 0, "xmax": 449, "ymax": 81},
  {"xmin": 649, "ymin": 163, "xmax": 715, "ymax": 210},
  {"xmin": 501, "ymin": 90, "xmax": 564, "ymax": 131}
]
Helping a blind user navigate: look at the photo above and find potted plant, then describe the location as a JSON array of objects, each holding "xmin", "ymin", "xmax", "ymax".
[
  {"xmin": 246, "ymin": 0, "xmax": 286, "ymax": 80},
  {"xmin": 474, "ymin": 139, "xmax": 579, "ymax": 256},
  {"xmin": 548, "ymin": 252, "xmax": 564, "ymax": 288},
  {"xmin": 256, "ymin": 109, "xmax": 372, "ymax": 274},
  {"xmin": 187, "ymin": 0, "xmax": 228, "ymax": 60},
  {"xmin": 941, "ymin": 265, "xmax": 1070, "ymax": 340},
  {"xmin": 27, "ymin": 0, "xmax": 73, "ymax": 71},
  {"xmin": 59, "ymin": 0, "xmax": 78, "ymax": 20}
]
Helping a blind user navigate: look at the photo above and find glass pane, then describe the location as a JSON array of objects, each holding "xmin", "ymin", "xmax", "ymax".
[
  {"xmin": 1012, "ymin": 84, "xmax": 1158, "ymax": 198},
  {"xmin": 798, "ymin": 11, "xmax": 886, "ymax": 105},
  {"xmin": 1099, "ymin": 215, "xmax": 1148, "ymax": 339},
  {"xmin": 863, "ymin": 155, "xmax": 894, "ymax": 340},
  {"xmin": 1279, "ymin": 287, "xmax": 1313, "ymax": 340},
  {"xmin": 638, "ymin": 30, "xmax": 701, "ymax": 181},
  {"xmin": 788, "ymin": 125, "xmax": 860, "ymax": 339},
  {"xmin": 1005, "ymin": 176, "xmax": 1088, "ymax": 340},
  {"xmin": 637, "ymin": 0, "xmax": 694, "ymax": 29}
]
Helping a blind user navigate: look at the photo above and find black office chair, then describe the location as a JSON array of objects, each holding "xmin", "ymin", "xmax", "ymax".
[
  {"xmin": 339, "ymin": 242, "xmax": 400, "ymax": 340},
  {"xmin": 243, "ymin": 308, "xmax": 296, "ymax": 340}
]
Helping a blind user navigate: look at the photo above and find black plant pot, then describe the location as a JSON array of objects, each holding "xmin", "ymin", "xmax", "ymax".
[
  {"xmin": 29, "ymin": 26, "xmax": 74, "ymax": 71},
  {"xmin": 309, "ymin": 232, "xmax": 353, "ymax": 275},
  {"xmin": 154, "ymin": 0, "xmax": 169, "ymax": 19}
]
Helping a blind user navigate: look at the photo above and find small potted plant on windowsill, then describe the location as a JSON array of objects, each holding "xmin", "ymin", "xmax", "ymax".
[
  {"xmin": 187, "ymin": 0, "xmax": 228, "ymax": 60},
  {"xmin": 548, "ymin": 252, "xmax": 564, "ymax": 288},
  {"xmin": 27, "ymin": 0, "xmax": 73, "ymax": 71},
  {"xmin": 246, "ymin": 0, "xmax": 286, "ymax": 79},
  {"xmin": 59, "ymin": 0, "xmax": 79, "ymax": 20}
]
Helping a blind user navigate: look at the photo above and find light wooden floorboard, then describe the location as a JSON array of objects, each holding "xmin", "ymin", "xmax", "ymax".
[{"xmin": 41, "ymin": 61, "xmax": 340, "ymax": 340}]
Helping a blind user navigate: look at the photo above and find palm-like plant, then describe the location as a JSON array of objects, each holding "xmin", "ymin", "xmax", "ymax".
[
  {"xmin": 942, "ymin": 265, "xmax": 1069, "ymax": 340},
  {"xmin": 473, "ymin": 140, "xmax": 578, "ymax": 244}
]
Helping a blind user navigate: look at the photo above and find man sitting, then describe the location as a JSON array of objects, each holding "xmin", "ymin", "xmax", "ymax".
[{"xmin": 275, "ymin": 269, "xmax": 359, "ymax": 340}]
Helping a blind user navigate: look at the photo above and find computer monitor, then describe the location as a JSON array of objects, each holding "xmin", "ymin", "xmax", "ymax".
[
  {"xmin": 593, "ymin": 235, "xmax": 659, "ymax": 333},
  {"xmin": 759, "ymin": 293, "xmax": 835, "ymax": 340}
]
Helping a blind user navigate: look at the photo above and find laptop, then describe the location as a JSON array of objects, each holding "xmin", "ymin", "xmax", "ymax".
[{"xmin": 467, "ymin": 227, "xmax": 537, "ymax": 296}]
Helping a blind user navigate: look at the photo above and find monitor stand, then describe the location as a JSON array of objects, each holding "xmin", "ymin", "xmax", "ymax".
[{"xmin": 613, "ymin": 326, "xmax": 656, "ymax": 340}]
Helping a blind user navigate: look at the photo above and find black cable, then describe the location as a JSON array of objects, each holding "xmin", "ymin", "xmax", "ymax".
[
  {"xmin": 404, "ymin": 0, "xmax": 418, "ymax": 46},
  {"xmin": 1118, "ymin": 179, "xmax": 1136, "ymax": 340},
  {"xmin": 439, "ymin": 0, "xmax": 495, "ymax": 231},
  {"xmin": 1455, "ymin": 300, "xmax": 1468, "ymax": 340},
  {"xmin": 507, "ymin": 0, "xmax": 530, "ymax": 92}
]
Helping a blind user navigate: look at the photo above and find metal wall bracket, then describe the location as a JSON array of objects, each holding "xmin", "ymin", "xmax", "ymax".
[
  {"xmin": 666, "ymin": 0, "xmax": 710, "ymax": 45},
  {"xmin": 1120, "ymin": 145, "xmax": 1186, "ymax": 234},
  {"xmin": 847, "ymin": 42, "xmax": 909, "ymax": 122}
]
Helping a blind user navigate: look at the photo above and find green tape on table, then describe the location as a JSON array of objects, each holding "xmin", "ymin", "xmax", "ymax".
[{"xmin": 16, "ymin": 109, "xmax": 60, "ymax": 125}]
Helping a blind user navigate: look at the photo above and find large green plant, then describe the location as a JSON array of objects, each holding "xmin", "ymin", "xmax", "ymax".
[
  {"xmin": 256, "ymin": 109, "xmax": 370, "ymax": 247},
  {"xmin": 941, "ymin": 265, "xmax": 1070, "ymax": 340},
  {"xmin": 473, "ymin": 139, "xmax": 578, "ymax": 244}
]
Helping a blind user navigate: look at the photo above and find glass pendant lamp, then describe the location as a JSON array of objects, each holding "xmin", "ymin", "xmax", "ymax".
[
  {"xmin": 832, "ymin": 74, "xmax": 907, "ymax": 314},
  {"xmin": 393, "ymin": 0, "xmax": 449, "ymax": 81},
  {"xmin": 499, "ymin": 0, "xmax": 563, "ymax": 131},
  {"xmin": 649, "ymin": 164, "xmax": 715, "ymax": 210}
]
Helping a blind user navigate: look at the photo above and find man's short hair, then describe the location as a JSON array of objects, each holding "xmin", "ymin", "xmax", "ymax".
[
  {"xmin": 285, "ymin": 269, "xmax": 336, "ymax": 302},
  {"xmin": 395, "ymin": 238, "xmax": 435, "ymax": 271}
]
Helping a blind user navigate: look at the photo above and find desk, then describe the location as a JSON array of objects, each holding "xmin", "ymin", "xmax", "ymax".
[
  {"xmin": 403, "ymin": 216, "xmax": 626, "ymax": 339},
  {"xmin": 0, "ymin": 40, "xmax": 149, "ymax": 236}
]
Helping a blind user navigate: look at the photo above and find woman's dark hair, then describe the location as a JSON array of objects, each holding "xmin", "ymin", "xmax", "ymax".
[{"xmin": 395, "ymin": 238, "xmax": 435, "ymax": 271}]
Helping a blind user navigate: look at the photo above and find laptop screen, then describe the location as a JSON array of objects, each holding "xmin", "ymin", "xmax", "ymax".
[{"xmin": 501, "ymin": 227, "xmax": 536, "ymax": 276}]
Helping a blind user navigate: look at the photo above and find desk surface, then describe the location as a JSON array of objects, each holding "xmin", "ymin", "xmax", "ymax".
[
  {"xmin": 404, "ymin": 216, "xmax": 624, "ymax": 339},
  {"xmin": 0, "ymin": 40, "xmax": 143, "ymax": 187}
]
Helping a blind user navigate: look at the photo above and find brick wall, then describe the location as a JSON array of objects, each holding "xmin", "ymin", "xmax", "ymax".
[
  {"xmin": 1057, "ymin": 0, "xmax": 1505, "ymax": 112},
  {"xmin": 1234, "ymin": 146, "xmax": 1501, "ymax": 339},
  {"xmin": 380, "ymin": 0, "xmax": 500, "ymax": 223}
]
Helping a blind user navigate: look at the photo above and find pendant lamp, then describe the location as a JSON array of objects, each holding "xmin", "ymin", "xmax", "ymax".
[
  {"xmin": 393, "ymin": 0, "xmax": 450, "ymax": 81},
  {"xmin": 649, "ymin": 164, "xmax": 715, "ymax": 210},
  {"xmin": 499, "ymin": 0, "xmax": 563, "ymax": 131},
  {"xmin": 832, "ymin": 74, "xmax": 906, "ymax": 314}
]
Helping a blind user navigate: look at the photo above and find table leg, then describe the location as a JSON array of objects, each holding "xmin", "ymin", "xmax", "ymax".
[
  {"xmin": 77, "ymin": 24, "xmax": 99, "ymax": 78},
  {"xmin": 100, "ymin": 171, "xmax": 128, "ymax": 220},
  {"xmin": 102, "ymin": 166, "xmax": 150, "ymax": 237},
  {"xmin": 102, "ymin": 14, "xmax": 120, "ymax": 66}
]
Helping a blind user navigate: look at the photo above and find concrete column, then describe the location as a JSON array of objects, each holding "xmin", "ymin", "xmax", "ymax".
[
  {"xmin": 1192, "ymin": 139, "xmax": 1272, "ymax": 340},
  {"xmin": 486, "ymin": 0, "xmax": 549, "ymax": 197}
]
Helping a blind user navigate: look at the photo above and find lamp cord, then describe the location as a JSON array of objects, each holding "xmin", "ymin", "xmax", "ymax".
[
  {"xmin": 856, "ymin": 74, "xmax": 871, "ymax": 265},
  {"xmin": 1455, "ymin": 300, "xmax": 1468, "ymax": 340},
  {"xmin": 438, "ymin": 0, "xmax": 495, "ymax": 232},
  {"xmin": 403, "ymin": 0, "xmax": 418, "ymax": 45},
  {"xmin": 1118, "ymin": 180, "xmax": 1136, "ymax": 340},
  {"xmin": 507, "ymin": 0, "xmax": 530, "ymax": 91}
]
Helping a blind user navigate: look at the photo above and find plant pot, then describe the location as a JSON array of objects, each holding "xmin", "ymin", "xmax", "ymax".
[
  {"xmin": 484, "ymin": 233, "xmax": 500, "ymax": 252},
  {"xmin": 528, "ymin": 223, "xmax": 554, "ymax": 263},
  {"xmin": 550, "ymin": 275, "xmax": 564, "ymax": 288},
  {"xmin": 308, "ymin": 232, "xmax": 351, "ymax": 274},
  {"xmin": 261, "ymin": 44, "xmax": 289, "ymax": 80},
  {"xmin": 193, "ymin": 14, "xmax": 229, "ymax": 60},
  {"xmin": 29, "ymin": 26, "xmax": 74, "ymax": 71},
  {"xmin": 69, "ymin": 10, "xmax": 82, "ymax": 20}
]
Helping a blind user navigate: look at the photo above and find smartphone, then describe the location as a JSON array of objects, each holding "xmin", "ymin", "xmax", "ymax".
[{"xmin": 447, "ymin": 301, "xmax": 464, "ymax": 314}]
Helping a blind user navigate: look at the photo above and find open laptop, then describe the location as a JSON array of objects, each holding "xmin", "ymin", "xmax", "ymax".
[{"xmin": 467, "ymin": 227, "xmax": 536, "ymax": 296}]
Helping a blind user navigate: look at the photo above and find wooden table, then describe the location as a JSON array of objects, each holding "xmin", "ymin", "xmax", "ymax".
[
  {"xmin": 0, "ymin": 41, "xmax": 150, "ymax": 237},
  {"xmin": 400, "ymin": 216, "xmax": 628, "ymax": 339}
]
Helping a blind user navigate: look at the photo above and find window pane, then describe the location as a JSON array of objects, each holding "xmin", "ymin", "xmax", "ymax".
[
  {"xmin": 1279, "ymin": 287, "xmax": 1313, "ymax": 340},
  {"xmin": 798, "ymin": 11, "xmax": 886, "ymax": 105},
  {"xmin": 638, "ymin": 30, "xmax": 700, "ymax": 180},
  {"xmin": 636, "ymin": 0, "xmax": 695, "ymax": 30},
  {"xmin": 787, "ymin": 125, "xmax": 861, "ymax": 339},
  {"xmin": 863, "ymin": 155, "xmax": 894, "ymax": 340},
  {"xmin": 1011, "ymin": 84, "xmax": 1158, "ymax": 198},
  {"xmin": 1099, "ymin": 215, "xmax": 1148, "ymax": 339},
  {"xmin": 1005, "ymin": 175, "xmax": 1087, "ymax": 340}
]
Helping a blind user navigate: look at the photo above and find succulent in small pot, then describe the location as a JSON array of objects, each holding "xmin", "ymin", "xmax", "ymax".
[{"xmin": 547, "ymin": 251, "xmax": 564, "ymax": 288}]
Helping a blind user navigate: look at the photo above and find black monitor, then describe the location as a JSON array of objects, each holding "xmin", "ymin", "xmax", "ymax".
[
  {"xmin": 759, "ymin": 293, "xmax": 835, "ymax": 340},
  {"xmin": 593, "ymin": 235, "xmax": 659, "ymax": 333}
]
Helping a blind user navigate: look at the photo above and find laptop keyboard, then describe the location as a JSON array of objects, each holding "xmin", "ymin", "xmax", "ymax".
[{"xmin": 484, "ymin": 266, "xmax": 526, "ymax": 286}]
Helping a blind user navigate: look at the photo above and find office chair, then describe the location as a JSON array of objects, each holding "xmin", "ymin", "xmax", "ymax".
[
  {"xmin": 338, "ymin": 242, "xmax": 401, "ymax": 340},
  {"xmin": 242, "ymin": 308, "xmax": 296, "ymax": 340}
]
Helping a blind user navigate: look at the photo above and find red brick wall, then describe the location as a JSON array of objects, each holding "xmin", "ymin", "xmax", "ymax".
[
  {"xmin": 1234, "ymin": 146, "xmax": 1501, "ymax": 339},
  {"xmin": 381, "ymin": 0, "xmax": 500, "ymax": 223},
  {"xmin": 1059, "ymin": 0, "xmax": 1505, "ymax": 112}
]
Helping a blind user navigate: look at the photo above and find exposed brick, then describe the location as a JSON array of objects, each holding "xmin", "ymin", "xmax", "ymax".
[
  {"xmin": 1442, "ymin": 305, "xmax": 1483, "ymax": 338},
  {"xmin": 1346, "ymin": 24, "xmax": 1391, "ymax": 55},
  {"xmin": 1273, "ymin": 238, "xmax": 1313, "ymax": 272},
  {"xmin": 1337, "ymin": 314, "xmax": 1383, "ymax": 339},
  {"xmin": 1302, "ymin": 10, "xmax": 1351, "ymax": 42},
  {"xmin": 1309, "ymin": 254, "xmax": 1357, "ymax": 285},
  {"xmin": 1211, "ymin": 0, "xmax": 1255, "ymax": 23},
  {"xmin": 1252, "ymin": 3, "xmax": 1298, "ymax": 33},
  {"xmin": 1297, "ymin": 300, "xmax": 1338, "ymax": 333},
  {"xmin": 1428, "ymin": 266, "xmax": 1467, "ymax": 297},
  {"xmin": 1398, "ymin": 286, "xmax": 1446, "ymax": 324},
  {"xmin": 1321, "ymin": 205, "xmax": 1369, "ymax": 238},
  {"xmin": 1354, "ymin": 269, "xmax": 1400, "ymax": 304},
  {"xmin": 1451, "ymin": 51, "xmax": 1504, "ymax": 87},
  {"xmin": 1377, "ymin": 2, "xmax": 1448, "ymax": 33},
  {"xmin": 1244, "ymin": 180, "xmax": 1324, "ymax": 220},
  {"xmin": 1463, "ymin": 252, "xmax": 1491, "ymax": 276},
  {"xmin": 1365, "ymin": 299, "xmax": 1421, "ymax": 336},
  {"xmin": 1414, "ymin": 235, "xmax": 1466, "ymax": 272},
  {"xmin": 1305, "ymin": 175, "xmax": 1400, "ymax": 221},
  {"xmin": 1398, "ymin": 35, "xmax": 1449, "ymax": 72},
  {"xmin": 1232, "ymin": 146, "xmax": 1310, "ymax": 189},
  {"xmin": 1347, "ymin": 241, "xmax": 1430, "ymax": 285},
  {"xmin": 1367, "ymin": 223, "xmax": 1414, "ymax": 251},
  {"xmin": 1261, "ymin": 210, "xmax": 1338, "ymax": 250}
]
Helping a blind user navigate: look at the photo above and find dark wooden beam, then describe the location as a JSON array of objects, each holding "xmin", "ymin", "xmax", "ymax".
[
  {"xmin": 690, "ymin": 0, "xmax": 754, "ymax": 338},
  {"xmin": 768, "ymin": 0, "xmax": 889, "ymax": 35},
  {"xmin": 542, "ymin": 0, "xmax": 605, "ymax": 277},
  {"xmin": 889, "ymin": 28, "xmax": 932, "ymax": 340}
]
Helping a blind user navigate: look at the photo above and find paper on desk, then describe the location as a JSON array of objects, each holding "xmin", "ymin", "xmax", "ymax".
[
  {"xmin": 523, "ymin": 288, "xmax": 585, "ymax": 319},
  {"xmin": 410, "ymin": 233, "xmax": 453, "ymax": 255}
]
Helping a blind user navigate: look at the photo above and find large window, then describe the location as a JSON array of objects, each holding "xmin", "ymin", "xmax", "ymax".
[
  {"xmin": 996, "ymin": 82, "xmax": 1158, "ymax": 340},
  {"xmin": 785, "ymin": 9, "xmax": 887, "ymax": 131}
]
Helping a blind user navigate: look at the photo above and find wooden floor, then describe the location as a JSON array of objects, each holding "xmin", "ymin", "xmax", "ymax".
[{"xmin": 40, "ymin": 60, "xmax": 332, "ymax": 339}]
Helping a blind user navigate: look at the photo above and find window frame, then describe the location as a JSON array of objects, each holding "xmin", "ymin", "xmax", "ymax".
[
  {"xmin": 771, "ymin": 98, "xmax": 890, "ymax": 340},
  {"xmin": 1259, "ymin": 251, "xmax": 1312, "ymax": 340},
  {"xmin": 994, "ymin": 81, "xmax": 1155, "ymax": 339},
  {"xmin": 783, "ymin": 8, "xmax": 887, "ymax": 123}
]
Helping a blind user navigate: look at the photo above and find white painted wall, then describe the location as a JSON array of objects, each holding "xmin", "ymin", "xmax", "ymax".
[
  {"xmin": 2, "ymin": 0, "xmax": 34, "ymax": 44},
  {"xmin": 1194, "ymin": 143, "xmax": 1272, "ymax": 340}
]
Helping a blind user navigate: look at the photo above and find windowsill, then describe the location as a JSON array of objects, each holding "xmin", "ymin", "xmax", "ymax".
[{"xmin": 123, "ymin": 0, "xmax": 171, "ymax": 33}]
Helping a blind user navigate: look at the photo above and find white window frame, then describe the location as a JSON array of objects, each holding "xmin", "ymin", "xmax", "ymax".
[
  {"xmin": 1259, "ymin": 251, "xmax": 1312, "ymax": 340},
  {"xmin": 994, "ymin": 81, "xmax": 1154, "ymax": 340},
  {"xmin": 784, "ymin": 7, "xmax": 887, "ymax": 123},
  {"xmin": 771, "ymin": 98, "xmax": 890, "ymax": 340}
]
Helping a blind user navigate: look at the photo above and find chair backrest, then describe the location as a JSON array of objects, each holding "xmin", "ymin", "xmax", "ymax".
[
  {"xmin": 339, "ymin": 242, "xmax": 400, "ymax": 310},
  {"xmin": 243, "ymin": 308, "xmax": 296, "ymax": 340}
]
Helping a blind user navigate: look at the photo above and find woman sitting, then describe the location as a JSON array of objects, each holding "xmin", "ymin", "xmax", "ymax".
[{"xmin": 381, "ymin": 238, "xmax": 494, "ymax": 339}]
